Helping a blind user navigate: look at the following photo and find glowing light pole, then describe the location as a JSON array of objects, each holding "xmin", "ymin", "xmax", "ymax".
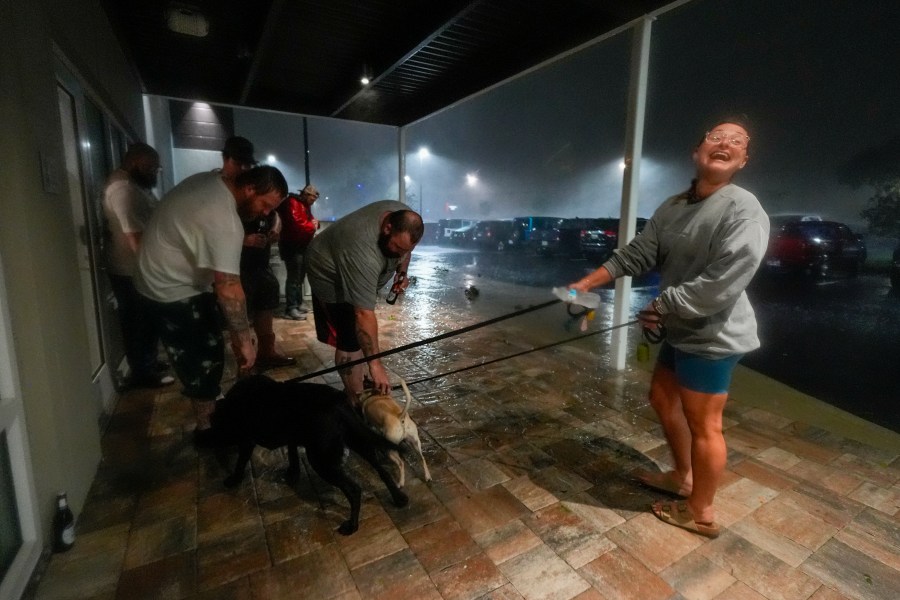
[
  {"xmin": 417, "ymin": 147, "xmax": 429, "ymax": 215},
  {"xmin": 466, "ymin": 172, "xmax": 478, "ymax": 211}
]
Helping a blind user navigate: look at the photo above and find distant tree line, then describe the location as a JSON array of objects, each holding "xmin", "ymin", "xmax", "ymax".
[{"xmin": 842, "ymin": 136, "xmax": 900, "ymax": 237}]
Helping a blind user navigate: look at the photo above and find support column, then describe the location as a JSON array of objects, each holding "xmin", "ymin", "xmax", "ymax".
[
  {"xmin": 398, "ymin": 127, "xmax": 407, "ymax": 204},
  {"xmin": 611, "ymin": 16, "xmax": 653, "ymax": 370}
]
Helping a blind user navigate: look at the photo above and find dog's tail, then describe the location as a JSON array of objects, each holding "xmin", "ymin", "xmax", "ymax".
[{"xmin": 398, "ymin": 378, "xmax": 412, "ymax": 419}]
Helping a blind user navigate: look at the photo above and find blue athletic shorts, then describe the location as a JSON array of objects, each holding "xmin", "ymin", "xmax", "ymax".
[{"xmin": 656, "ymin": 342, "xmax": 742, "ymax": 394}]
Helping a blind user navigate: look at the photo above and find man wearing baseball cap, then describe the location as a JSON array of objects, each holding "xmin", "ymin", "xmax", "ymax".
[
  {"xmin": 221, "ymin": 137, "xmax": 297, "ymax": 370},
  {"xmin": 277, "ymin": 184, "xmax": 320, "ymax": 320}
]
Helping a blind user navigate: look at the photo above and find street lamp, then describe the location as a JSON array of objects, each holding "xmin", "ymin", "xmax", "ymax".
[{"xmin": 465, "ymin": 172, "xmax": 478, "ymax": 212}]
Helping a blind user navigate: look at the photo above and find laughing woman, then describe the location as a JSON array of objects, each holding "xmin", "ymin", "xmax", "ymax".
[{"xmin": 566, "ymin": 116, "xmax": 769, "ymax": 537}]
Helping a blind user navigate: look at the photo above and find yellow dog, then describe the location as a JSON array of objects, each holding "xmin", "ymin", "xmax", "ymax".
[{"xmin": 358, "ymin": 379, "xmax": 432, "ymax": 487}]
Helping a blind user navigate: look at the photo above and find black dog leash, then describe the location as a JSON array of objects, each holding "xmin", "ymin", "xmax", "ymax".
[
  {"xmin": 285, "ymin": 299, "xmax": 562, "ymax": 383},
  {"xmin": 393, "ymin": 318, "xmax": 640, "ymax": 390}
]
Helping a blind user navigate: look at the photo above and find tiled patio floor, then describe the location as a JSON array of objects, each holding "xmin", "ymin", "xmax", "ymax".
[{"xmin": 28, "ymin": 265, "xmax": 900, "ymax": 600}]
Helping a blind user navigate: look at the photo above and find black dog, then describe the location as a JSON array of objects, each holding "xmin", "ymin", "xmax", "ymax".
[{"xmin": 211, "ymin": 374, "xmax": 409, "ymax": 535}]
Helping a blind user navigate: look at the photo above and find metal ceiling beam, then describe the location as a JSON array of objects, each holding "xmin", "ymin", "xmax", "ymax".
[
  {"xmin": 329, "ymin": 0, "xmax": 485, "ymax": 119},
  {"xmin": 239, "ymin": 0, "xmax": 287, "ymax": 105}
]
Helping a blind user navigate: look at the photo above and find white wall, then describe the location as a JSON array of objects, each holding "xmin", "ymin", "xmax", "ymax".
[
  {"xmin": 172, "ymin": 148, "xmax": 222, "ymax": 184},
  {"xmin": 0, "ymin": 0, "xmax": 145, "ymax": 551}
]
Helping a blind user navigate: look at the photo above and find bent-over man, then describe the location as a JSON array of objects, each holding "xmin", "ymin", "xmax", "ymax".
[
  {"xmin": 305, "ymin": 200, "xmax": 423, "ymax": 402},
  {"xmin": 135, "ymin": 165, "xmax": 288, "ymax": 444}
]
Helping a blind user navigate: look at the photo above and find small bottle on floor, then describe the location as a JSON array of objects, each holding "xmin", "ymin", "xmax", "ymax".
[{"xmin": 53, "ymin": 491, "xmax": 75, "ymax": 553}]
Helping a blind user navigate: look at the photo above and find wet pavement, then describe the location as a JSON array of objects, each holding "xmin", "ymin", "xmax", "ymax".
[
  {"xmin": 744, "ymin": 274, "xmax": 900, "ymax": 432},
  {"xmin": 29, "ymin": 246, "xmax": 900, "ymax": 600}
]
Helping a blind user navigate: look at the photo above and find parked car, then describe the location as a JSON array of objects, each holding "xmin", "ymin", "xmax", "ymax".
[
  {"xmin": 579, "ymin": 218, "xmax": 648, "ymax": 260},
  {"xmin": 449, "ymin": 223, "xmax": 477, "ymax": 246},
  {"xmin": 471, "ymin": 220, "xmax": 516, "ymax": 250},
  {"xmin": 764, "ymin": 219, "xmax": 866, "ymax": 278},
  {"xmin": 437, "ymin": 218, "xmax": 476, "ymax": 244},
  {"xmin": 534, "ymin": 217, "xmax": 606, "ymax": 256},
  {"xmin": 768, "ymin": 214, "xmax": 823, "ymax": 228},
  {"xmin": 421, "ymin": 222, "xmax": 442, "ymax": 245},
  {"xmin": 507, "ymin": 216, "xmax": 562, "ymax": 250}
]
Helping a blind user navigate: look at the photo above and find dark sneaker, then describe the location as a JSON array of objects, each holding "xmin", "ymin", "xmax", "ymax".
[{"xmin": 286, "ymin": 308, "xmax": 307, "ymax": 320}]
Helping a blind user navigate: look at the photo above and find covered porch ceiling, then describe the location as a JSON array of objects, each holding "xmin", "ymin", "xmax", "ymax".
[{"xmin": 103, "ymin": 0, "xmax": 677, "ymax": 126}]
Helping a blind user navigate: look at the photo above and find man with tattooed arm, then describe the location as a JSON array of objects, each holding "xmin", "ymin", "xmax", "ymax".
[{"xmin": 135, "ymin": 165, "xmax": 288, "ymax": 445}]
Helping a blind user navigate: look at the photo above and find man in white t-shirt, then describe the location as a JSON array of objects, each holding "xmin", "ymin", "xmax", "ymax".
[
  {"xmin": 102, "ymin": 142, "xmax": 174, "ymax": 389},
  {"xmin": 135, "ymin": 165, "xmax": 288, "ymax": 444}
]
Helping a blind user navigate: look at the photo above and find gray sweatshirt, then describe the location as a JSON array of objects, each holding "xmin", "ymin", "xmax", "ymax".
[{"xmin": 603, "ymin": 183, "xmax": 769, "ymax": 358}]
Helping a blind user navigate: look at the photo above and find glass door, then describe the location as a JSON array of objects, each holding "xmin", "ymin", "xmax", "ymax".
[
  {"xmin": 55, "ymin": 56, "xmax": 120, "ymax": 414},
  {"xmin": 57, "ymin": 84, "xmax": 104, "ymax": 374},
  {"xmin": 0, "ymin": 255, "xmax": 41, "ymax": 600}
]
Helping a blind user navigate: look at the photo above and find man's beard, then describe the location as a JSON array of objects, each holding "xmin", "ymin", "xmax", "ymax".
[
  {"xmin": 237, "ymin": 202, "xmax": 258, "ymax": 222},
  {"xmin": 378, "ymin": 232, "xmax": 402, "ymax": 258}
]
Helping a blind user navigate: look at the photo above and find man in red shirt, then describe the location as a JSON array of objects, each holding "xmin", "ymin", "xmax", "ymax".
[{"xmin": 277, "ymin": 184, "xmax": 319, "ymax": 319}]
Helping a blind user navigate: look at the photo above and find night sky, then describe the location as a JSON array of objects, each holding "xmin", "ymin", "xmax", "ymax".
[{"xmin": 227, "ymin": 0, "xmax": 900, "ymax": 245}]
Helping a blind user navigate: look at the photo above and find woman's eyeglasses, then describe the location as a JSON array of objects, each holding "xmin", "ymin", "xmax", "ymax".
[{"xmin": 705, "ymin": 130, "xmax": 750, "ymax": 149}]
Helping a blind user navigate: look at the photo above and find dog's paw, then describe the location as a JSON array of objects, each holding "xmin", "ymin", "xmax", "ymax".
[
  {"xmin": 337, "ymin": 520, "xmax": 359, "ymax": 536},
  {"xmin": 223, "ymin": 475, "xmax": 242, "ymax": 488}
]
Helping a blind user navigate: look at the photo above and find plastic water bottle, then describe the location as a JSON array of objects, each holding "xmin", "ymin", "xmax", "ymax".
[{"xmin": 552, "ymin": 287, "xmax": 601, "ymax": 309}]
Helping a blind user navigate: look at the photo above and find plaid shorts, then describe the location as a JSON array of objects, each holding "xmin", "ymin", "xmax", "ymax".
[{"xmin": 148, "ymin": 292, "xmax": 225, "ymax": 400}]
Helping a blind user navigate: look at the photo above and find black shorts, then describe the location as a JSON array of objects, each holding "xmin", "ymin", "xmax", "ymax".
[
  {"xmin": 312, "ymin": 295, "xmax": 360, "ymax": 352},
  {"xmin": 241, "ymin": 267, "xmax": 280, "ymax": 313}
]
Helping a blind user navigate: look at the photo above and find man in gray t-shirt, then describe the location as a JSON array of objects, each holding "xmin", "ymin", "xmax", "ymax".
[{"xmin": 305, "ymin": 200, "xmax": 423, "ymax": 401}]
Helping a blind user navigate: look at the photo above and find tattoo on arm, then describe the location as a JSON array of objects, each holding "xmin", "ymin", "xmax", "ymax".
[
  {"xmin": 214, "ymin": 272, "xmax": 251, "ymax": 332},
  {"xmin": 354, "ymin": 308, "xmax": 380, "ymax": 357},
  {"xmin": 335, "ymin": 353, "xmax": 355, "ymax": 376},
  {"xmin": 356, "ymin": 328, "xmax": 377, "ymax": 356}
]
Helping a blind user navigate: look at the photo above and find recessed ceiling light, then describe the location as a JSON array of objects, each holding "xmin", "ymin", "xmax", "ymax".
[{"xmin": 166, "ymin": 4, "xmax": 209, "ymax": 38}]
